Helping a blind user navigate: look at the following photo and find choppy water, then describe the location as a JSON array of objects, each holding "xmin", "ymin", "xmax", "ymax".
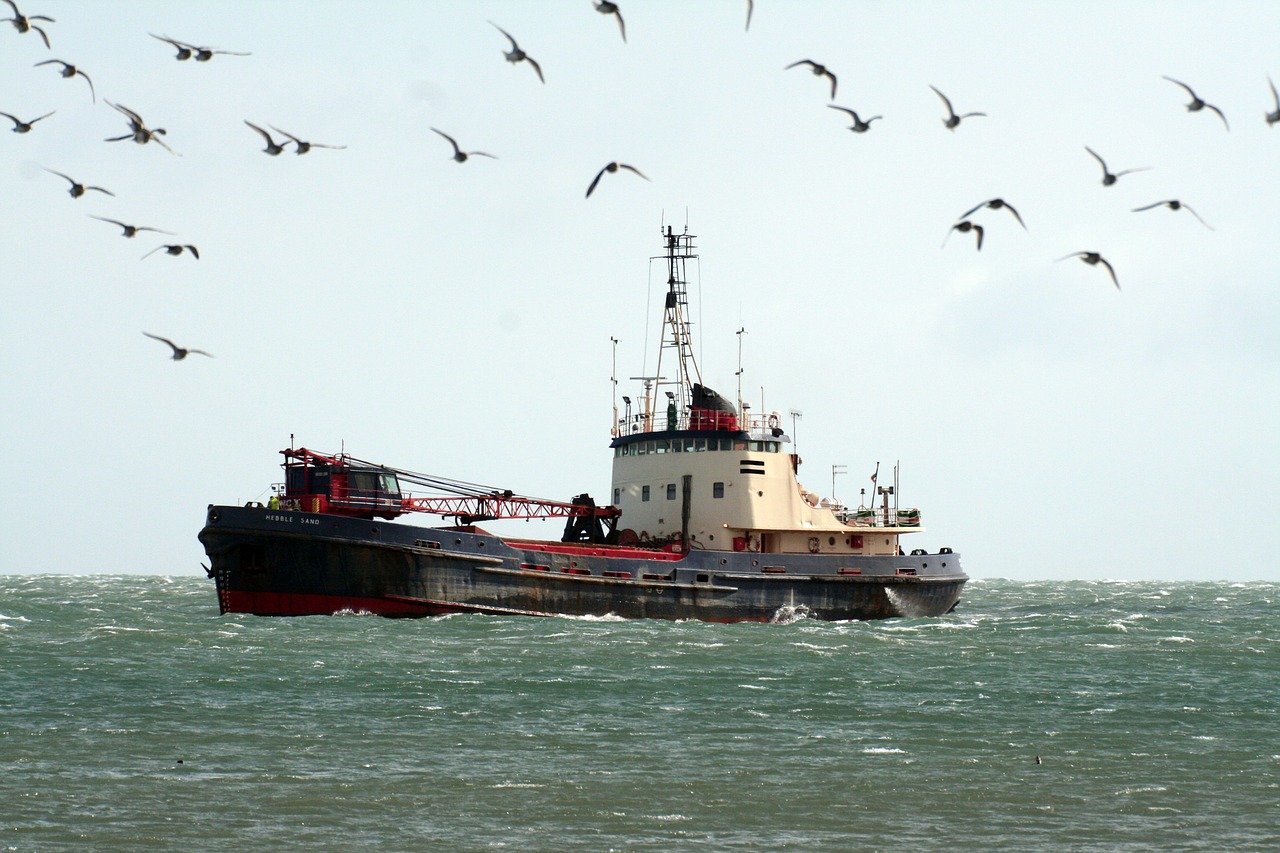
[{"xmin": 1, "ymin": 576, "xmax": 1276, "ymax": 852}]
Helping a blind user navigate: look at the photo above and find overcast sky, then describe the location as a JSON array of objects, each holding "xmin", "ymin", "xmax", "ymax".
[{"xmin": 2, "ymin": 1, "xmax": 1277, "ymax": 582}]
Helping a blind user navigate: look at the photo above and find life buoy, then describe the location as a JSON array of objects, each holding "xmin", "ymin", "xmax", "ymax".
[
  {"xmin": 808, "ymin": 536, "xmax": 820, "ymax": 554},
  {"xmin": 768, "ymin": 412, "xmax": 780, "ymax": 429}
]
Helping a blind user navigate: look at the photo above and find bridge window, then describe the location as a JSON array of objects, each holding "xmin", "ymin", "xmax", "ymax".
[
  {"xmin": 642, "ymin": 485, "xmax": 650, "ymax": 502},
  {"xmin": 667, "ymin": 483, "xmax": 676, "ymax": 500},
  {"xmin": 713, "ymin": 482, "xmax": 725, "ymax": 499},
  {"xmin": 613, "ymin": 488, "xmax": 620, "ymax": 504}
]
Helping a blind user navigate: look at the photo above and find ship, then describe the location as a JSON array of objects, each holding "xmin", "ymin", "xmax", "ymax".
[{"xmin": 199, "ymin": 226, "xmax": 966, "ymax": 621}]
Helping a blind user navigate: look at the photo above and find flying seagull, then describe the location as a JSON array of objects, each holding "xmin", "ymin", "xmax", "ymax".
[
  {"xmin": 144, "ymin": 332, "xmax": 212, "ymax": 361},
  {"xmin": 105, "ymin": 101, "xmax": 177, "ymax": 154},
  {"xmin": 150, "ymin": 33, "xmax": 194, "ymax": 60},
  {"xmin": 490, "ymin": 22, "xmax": 544, "ymax": 83},
  {"xmin": 431, "ymin": 128, "xmax": 495, "ymax": 162},
  {"xmin": 44, "ymin": 168, "xmax": 113, "ymax": 199},
  {"xmin": 245, "ymin": 121, "xmax": 289, "ymax": 155},
  {"xmin": 141, "ymin": 244, "xmax": 199, "ymax": 260},
  {"xmin": 2, "ymin": 0, "xmax": 53, "ymax": 49},
  {"xmin": 268, "ymin": 126, "xmax": 345, "ymax": 154},
  {"xmin": 1266, "ymin": 76, "xmax": 1279, "ymax": 126},
  {"xmin": 1163, "ymin": 76, "xmax": 1229, "ymax": 130},
  {"xmin": 930, "ymin": 85, "xmax": 985, "ymax": 130},
  {"xmin": 786, "ymin": 59, "xmax": 837, "ymax": 100},
  {"xmin": 828, "ymin": 105, "xmax": 881, "ymax": 133},
  {"xmin": 585, "ymin": 162, "xmax": 649, "ymax": 198},
  {"xmin": 89, "ymin": 215, "xmax": 173, "ymax": 238},
  {"xmin": 1, "ymin": 109, "xmax": 53, "ymax": 133},
  {"xmin": 958, "ymin": 198, "xmax": 1026, "ymax": 230},
  {"xmin": 594, "ymin": 1, "xmax": 626, "ymax": 43},
  {"xmin": 33, "ymin": 59, "xmax": 94, "ymax": 102},
  {"xmin": 1132, "ymin": 199, "xmax": 1213, "ymax": 230},
  {"xmin": 1084, "ymin": 146, "xmax": 1149, "ymax": 186},
  {"xmin": 943, "ymin": 220, "xmax": 983, "ymax": 251},
  {"xmin": 1057, "ymin": 251, "xmax": 1119, "ymax": 290}
]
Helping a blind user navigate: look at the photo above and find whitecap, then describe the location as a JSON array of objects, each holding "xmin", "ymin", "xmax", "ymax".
[{"xmin": 862, "ymin": 747, "xmax": 907, "ymax": 755}]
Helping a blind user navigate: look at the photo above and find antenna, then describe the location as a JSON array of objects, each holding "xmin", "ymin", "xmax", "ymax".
[
  {"xmin": 610, "ymin": 336, "xmax": 619, "ymax": 437},
  {"xmin": 831, "ymin": 464, "xmax": 847, "ymax": 503},
  {"xmin": 789, "ymin": 409, "xmax": 803, "ymax": 452},
  {"xmin": 735, "ymin": 326, "xmax": 747, "ymax": 418}
]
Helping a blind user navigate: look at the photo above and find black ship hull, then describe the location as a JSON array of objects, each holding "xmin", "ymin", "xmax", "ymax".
[{"xmin": 199, "ymin": 505, "xmax": 967, "ymax": 622}]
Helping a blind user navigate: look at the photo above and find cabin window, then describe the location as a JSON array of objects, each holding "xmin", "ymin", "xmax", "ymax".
[
  {"xmin": 667, "ymin": 483, "xmax": 676, "ymax": 500},
  {"xmin": 733, "ymin": 440, "xmax": 747, "ymax": 450},
  {"xmin": 642, "ymin": 485, "xmax": 650, "ymax": 502},
  {"xmin": 713, "ymin": 482, "xmax": 725, "ymax": 498},
  {"xmin": 694, "ymin": 439, "xmax": 706, "ymax": 452},
  {"xmin": 613, "ymin": 488, "xmax": 620, "ymax": 504},
  {"xmin": 655, "ymin": 440, "xmax": 669, "ymax": 454}
]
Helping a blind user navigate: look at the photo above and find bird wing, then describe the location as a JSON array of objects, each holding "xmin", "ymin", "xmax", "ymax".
[
  {"xmin": 43, "ymin": 167, "xmax": 73, "ymax": 184},
  {"xmin": 89, "ymin": 215, "xmax": 125, "ymax": 227},
  {"xmin": 186, "ymin": 245, "xmax": 200, "ymax": 259},
  {"xmin": 30, "ymin": 110, "xmax": 54, "ymax": 124},
  {"xmin": 825, "ymin": 70, "xmax": 837, "ymax": 99},
  {"xmin": 1, "ymin": 0, "xmax": 18, "ymax": 16},
  {"xmin": 1131, "ymin": 201, "xmax": 1164, "ymax": 212},
  {"xmin": 76, "ymin": 69, "xmax": 95, "ymax": 102},
  {"xmin": 614, "ymin": 9, "xmax": 626, "ymax": 42},
  {"xmin": 746, "ymin": 0, "xmax": 753, "ymax": 30},
  {"xmin": 619, "ymin": 164, "xmax": 649, "ymax": 181},
  {"xmin": 785, "ymin": 59, "xmax": 815, "ymax": 70},
  {"xmin": 1163, "ymin": 76, "xmax": 1196, "ymax": 97},
  {"xmin": 32, "ymin": 58, "xmax": 63, "ymax": 68},
  {"xmin": 929, "ymin": 85, "xmax": 955, "ymax": 116},
  {"xmin": 489, "ymin": 20, "xmax": 517, "ymax": 49},
  {"xmin": 1098, "ymin": 259, "xmax": 1119, "ymax": 290},
  {"xmin": 1181, "ymin": 204, "xmax": 1213, "ymax": 229},
  {"xmin": 585, "ymin": 166, "xmax": 610, "ymax": 198},
  {"xmin": 268, "ymin": 125, "xmax": 303, "ymax": 144},
  {"xmin": 1205, "ymin": 103, "xmax": 1229, "ymax": 130},
  {"xmin": 244, "ymin": 120, "xmax": 272, "ymax": 143},
  {"xmin": 526, "ymin": 55, "xmax": 545, "ymax": 83},
  {"xmin": 108, "ymin": 101, "xmax": 144, "ymax": 125},
  {"xmin": 88, "ymin": 185, "xmax": 115, "ymax": 196},
  {"xmin": 1084, "ymin": 146, "xmax": 1107, "ymax": 172},
  {"xmin": 957, "ymin": 202, "xmax": 984, "ymax": 219},
  {"xmin": 143, "ymin": 332, "xmax": 179, "ymax": 353},
  {"xmin": 828, "ymin": 105, "xmax": 857, "ymax": 120},
  {"xmin": 973, "ymin": 224, "xmax": 984, "ymax": 251},
  {"xmin": 187, "ymin": 349, "xmax": 214, "ymax": 358},
  {"xmin": 140, "ymin": 246, "xmax": 165, "ymax": 260},
  {"xmin": 1003, "ymin": 202, "xmax": 1027, "ymax": 230},
  {"xmin": 1271, "ymin": 76, "xmax": 1280, "ymax": 109},
  {"xmin": 431, "ymin": 127, "xmax": 461, "ymax": 155}
]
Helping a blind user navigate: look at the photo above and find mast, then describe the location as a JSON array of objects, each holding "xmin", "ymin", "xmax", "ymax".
[{"xmin": 646, "ymin": 225, "xmax": 702, "ymax": 425}]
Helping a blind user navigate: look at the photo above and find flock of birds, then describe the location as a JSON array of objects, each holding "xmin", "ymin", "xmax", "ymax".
[
  {"xmin": 5, "ymin": 0, "xmax": 1279, "ymax": 359},
  {"xmin": 2, "ymin": 0, "xmax": 349, "ymax": 362},
  {"xmin": 773, "ymin": 56, "xmax": 1277, "ymax": 292}
]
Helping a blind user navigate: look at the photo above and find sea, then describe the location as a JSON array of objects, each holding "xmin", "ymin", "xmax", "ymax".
[{"xmin": 1, "ymin": 577, "xmax": 1275, "ymax": 852}]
